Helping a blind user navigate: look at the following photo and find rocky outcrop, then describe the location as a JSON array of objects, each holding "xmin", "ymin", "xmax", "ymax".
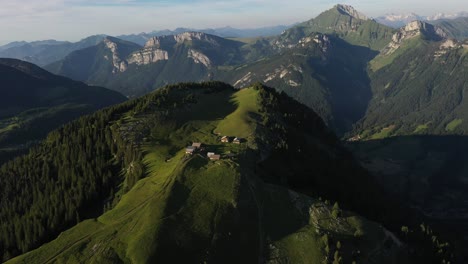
[
  {"xmin": 175, "ymin": 32, "xmax": 219, "ymax": 46},
  {"xmin": 103, "ymin": 37, "xmax": 128, "ymax": 73},
  {"xmin": 127, "ymin": 49, "xmax": 169, "ymax": 65},
  {"xmin": 298, "ymin": 34, "xmax": 331, "ymax": 53},
  {"xmin": 144, "ymin": 32, "xmax": 220, "ymax": 49},
  {"xmin": 126, "ymin": 32, "xmax": 219, "ymax": 67},
  {"xmin": 335, "ymin": 4, "xmax": 369, "ymax": 20},
  {"xmin": 187, "ymin": 49, "xmax": 211, "ymax": 68},
  {"xmin": 263, "ymin": 64, "xmax": 303, "ymax": 87},
  {"xmin": 382, "ymin": 21, "xmax": 447, "ymax": 55},
  {"xmin": 143, "ymin": 36, "xmax": 176, "ymax": 49},
  {"xmin": 434, "ymin": 39, "xmax": 460, "ymax": 58}
]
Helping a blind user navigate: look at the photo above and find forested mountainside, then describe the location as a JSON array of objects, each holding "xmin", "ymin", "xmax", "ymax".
[
  {"xmin": 352, "ymin": 21, "xmax": 468, "ymax": 139},
  {"xmin": 433, "ymin": 17, "xmax": 468, "ymax": 40},
  {"xmin": 0, "ymin": 58, "xmax": 126, "ymax": 164},
  {"xmin": 0, "ymin": 82, "xmax": 451, "ymax": 263}
]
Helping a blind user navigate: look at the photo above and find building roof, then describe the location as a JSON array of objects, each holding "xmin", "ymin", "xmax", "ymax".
[
  {"xmin": 192, "ymin": 142, "xmax": 202, "ymax": 148},
  {"xmin": 210, "ymin": 155, "xmax": 221, "ymax": 160},
  {"xmin": 207, "ymin": 152, "xmax": 215, "ymax": 157},
  {"xmin": 186, "ymin": 146, "xmax": 196, "ymax": 153}
]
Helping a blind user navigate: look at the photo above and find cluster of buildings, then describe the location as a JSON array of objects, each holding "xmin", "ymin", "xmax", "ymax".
[
  {"xmin": 184, "ymin": 136, "xmax": 244, "ymax": 161},
  {"xmin": 221, "ymin": 136, "xmax": 243, "ymax": 144},
  {"xmin": 185, "ymin": 142, "xmax": 221, "ymax": 161}
]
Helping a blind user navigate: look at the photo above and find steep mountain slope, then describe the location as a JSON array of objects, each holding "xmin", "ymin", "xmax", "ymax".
[
  {"xmin": 433, "ymin": 17, "xmax": 468, "ymax": 40},
  {"xmin": 47, "ymin": 33, "xmax": 244, "ymax": 97},
  {"xmin": 221, "ymin": 33, "xmax": 373, "ymax": 135},
  {"xmin": 347, "ymin": 135, "xmax": 468, "ymax": 257},
  {"xmin": 0, "ymin": 58, "xmax": 127, "ymax": 163},
  {"xmin": 46, "ymin": 37, "xmax": 142, "ymax": 87},
  {"xmin": 352, "ymin": 21, "xmax": 468, "ymax": 139},
  {"xmin": 276, "ymin": 4, "xmax": 395, "ymax": 51},
  {"xmin": 0, "ymin": 35, "xmax": 107, "ymax": 66},
  {"xmin": 1, "ymin": 82, "xmax": 433, "ymax": 263}
]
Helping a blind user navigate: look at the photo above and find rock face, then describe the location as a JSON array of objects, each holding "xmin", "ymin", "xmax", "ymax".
[
  {"xmin": 144, "ymin": 32, "xmax": 220, "ymax": 48},
  {"xmin": 126, "ymin": 32, "xmax": 216, "ymax": 67},
  {"xmin": 382, "ymin": 21, "xmax": 447, "ymax": 55},
  {"xmin": 174, "ymin": 32, "xmax": 220, "ymax": 46},
  {"xmin": 103, "ymin": 37, "xmax": 128, "ymax": 73},
  {"xmin": 187, "ymin": 49, "xmax": 211, "ymax": 68},
  {"xmin": 335, "ymin": 4, "xmax": 368, "ymax": 20},
  {"xmin": 298, "ymin": 34, "xmax": 330, "ymax": 49},
  {"xmin": 127, "ymin": 49, "xmax": 169, "ymax": 65}
]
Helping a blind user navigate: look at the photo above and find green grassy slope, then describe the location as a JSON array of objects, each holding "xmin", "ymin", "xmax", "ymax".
[
  {"xmin": 5, "ymin": 82, "xmax": 409, "ymax": 263},
  {"xmin": 216, "ymin": 88, "xmax": 260, "ymax": 138}
]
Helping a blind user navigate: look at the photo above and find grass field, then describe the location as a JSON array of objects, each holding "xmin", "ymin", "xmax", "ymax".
[
  {"xmin": 414, "ymin": 123, "xmax": 430, "ymax": 133},
  {"xmin": 370, "ymin": 38, "xmax": 423, "ymax": 72},
  {"xmin": 446, "ymin": 118, "xmax": 463, "ymax": 131},
  {"xmin": 216, "ymin": 88, "xmax": 260, "ymax": 139}
]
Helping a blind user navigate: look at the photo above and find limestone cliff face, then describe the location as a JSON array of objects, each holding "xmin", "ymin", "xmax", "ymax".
[
  {"xmin": 125, "ymin": 32, "xmax": 216, "ymax": 68},
  {"xmin": 174, "ymin": 32, "xmax": 219, "ymax": 46},
  {"xmin": 143, "ymin": 32, "xmax": 220, "ymax": 49},
  {"xmin": 382, "ymin": 21, "xmax": 447, "ymax": 55},
  {"xmin": 335, "ymin": 4, "xmax": 368, "ymax": 20},
  {"xmin": 103, "ymin": 37, "xmax": 128, "ymax": 73},
  {"xmin": 187, "ymin": 49, "xmax": 211, "ymax": 68},
  {"xmin": 298, "ymin": 34, "xmax": 331, "ymax": 53},
  {"xmin": 127, "ymin": 49, "xmax": 169, "ymax": 65}
]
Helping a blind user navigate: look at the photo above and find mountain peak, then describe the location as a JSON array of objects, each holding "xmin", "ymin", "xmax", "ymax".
[
  {"xmin": 334, "ymin": 4, "xmax": 368, "ymax": 20},
  {"xmin": 380, "ymin": 20, "xmax": 447, "ymax": 57},
  {"xmin": 402, "ymin": 20, "xmax": 447, "ymax": 40}
]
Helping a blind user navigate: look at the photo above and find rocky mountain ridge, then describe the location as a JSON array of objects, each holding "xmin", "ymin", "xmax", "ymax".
[{"xmin": 381, "ymin": 20, "xmax": 447, "ymax": 56}]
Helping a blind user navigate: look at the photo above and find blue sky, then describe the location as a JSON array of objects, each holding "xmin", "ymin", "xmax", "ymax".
[{"xmin": 0, "ymin": 0, "xmax": 467, "ymax": 44}]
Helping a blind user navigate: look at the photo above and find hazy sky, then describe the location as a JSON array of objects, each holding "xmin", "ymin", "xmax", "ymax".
[{"xmin": 0, "ymin": 0, "xmax": 467, "ymax": 44}]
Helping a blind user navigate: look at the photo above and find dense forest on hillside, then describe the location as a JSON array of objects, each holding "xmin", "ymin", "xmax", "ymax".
[{"xmin": 0, "ymin": 82, "xmax": 231, "ymax": 261}]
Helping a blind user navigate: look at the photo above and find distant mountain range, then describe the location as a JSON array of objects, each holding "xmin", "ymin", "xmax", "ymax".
[
  {"xmin": 45, "ymin": 5, "xmax": 395, "ymax": 135},
  {"xmin": 376, "ymin": 11, "xmax": 468, "ymax": 28},
  {"xmin": 117, "ymin": 25, "xmax": 291, "ymax": 46},
  {"xmin": 0, "ymin": 25, "xmax": 290, "ymax": 66},
  {"xmin": 0, "ymin": 35, "xmax": 107, "ymax": 66}
]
